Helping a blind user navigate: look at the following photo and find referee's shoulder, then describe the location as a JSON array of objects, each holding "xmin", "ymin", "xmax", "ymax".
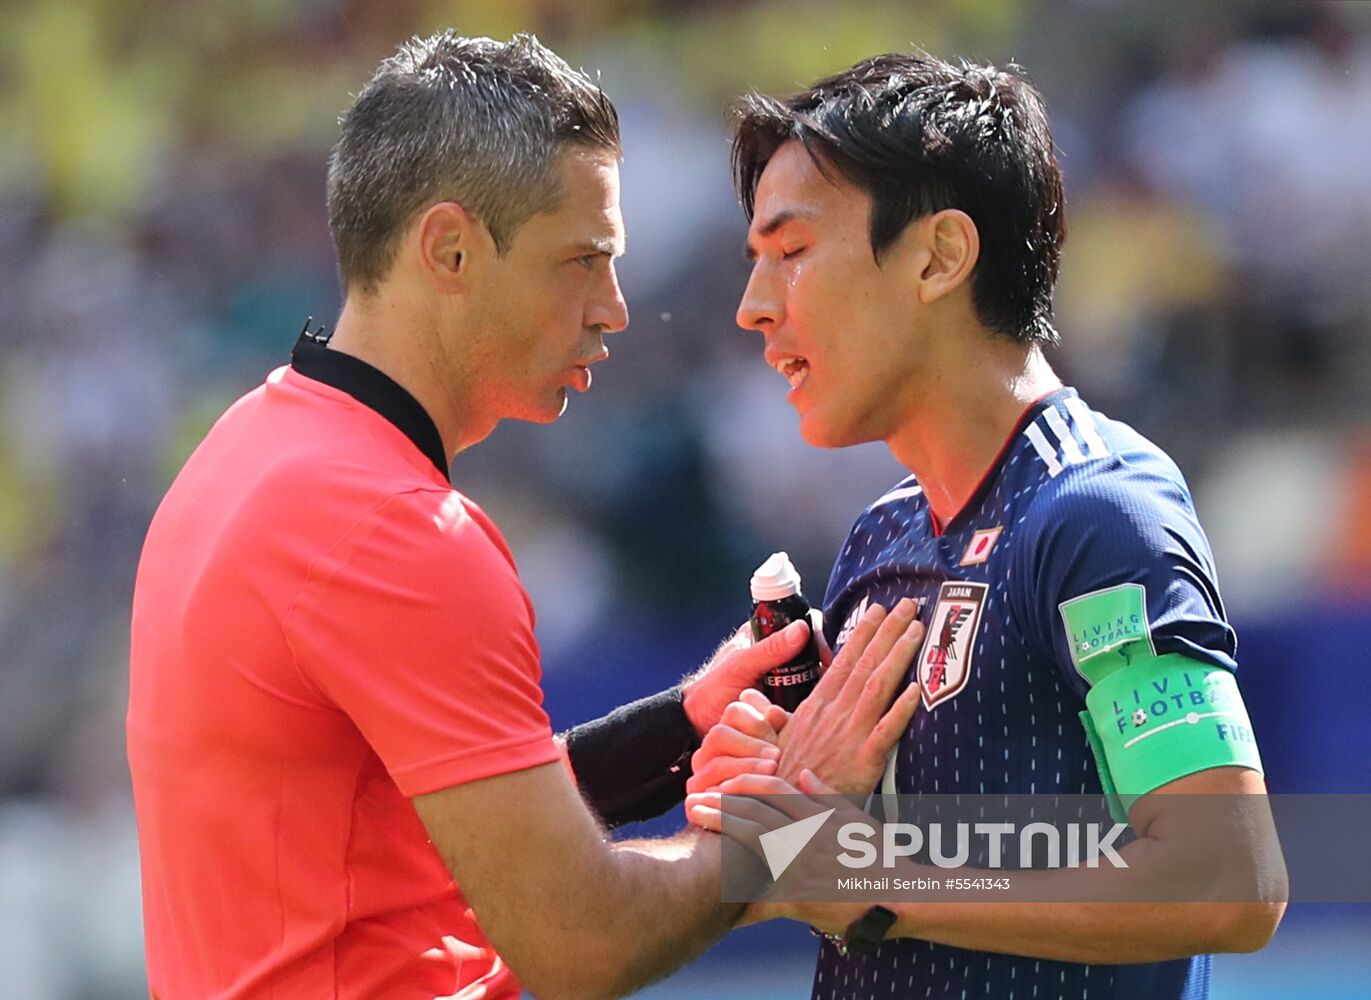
[
  {"xmin": 252, "ymin": 446, "xmax": 480, "ymax": 551},
  {"xmin": 346, "ymin": 482, "xmax": 511, "ymax": 559}
]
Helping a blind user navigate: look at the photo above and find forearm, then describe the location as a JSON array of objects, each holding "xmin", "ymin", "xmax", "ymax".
[
  {"xmin": 537, "ymin": 828, "xmax": 741, "ymax": 998},
  {"xmin": 421, "ymin": 762, "xmax": 751, "ymax": 1000},
  {"xmin": 559, "ymin": 616, "xmax": 813, "ymax": 829},
  {"xmin": 792, "ymin": 834, "xmax": 1281, "ymax": 964},
  {"xmin": 889, "ymin": 899, "xmax": 1263, "ymax": 964},
  {"xmin": 604, "ymin": 830, "xmax": 745, "ymax": 993}
]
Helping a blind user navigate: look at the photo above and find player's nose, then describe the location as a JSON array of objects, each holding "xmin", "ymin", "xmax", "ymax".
[{"xmin": 736, "ymin": 263, "xmax": 782, "ymax": 332}]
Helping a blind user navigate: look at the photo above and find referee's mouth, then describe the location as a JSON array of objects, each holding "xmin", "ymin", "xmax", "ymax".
[{"xmin": 569, "ymin": 348, "xmax": 609, "ymax": 391}]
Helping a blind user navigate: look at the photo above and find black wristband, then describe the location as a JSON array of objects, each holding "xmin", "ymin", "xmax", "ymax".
[{"xmin": 564, "ymin": 686, "xmax": 700, "ymax": 829}]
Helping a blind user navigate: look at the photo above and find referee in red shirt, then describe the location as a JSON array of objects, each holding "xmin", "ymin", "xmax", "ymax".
[{"xmin": 127, "ymin": 31, "xmax": 922, "ymax": 999}]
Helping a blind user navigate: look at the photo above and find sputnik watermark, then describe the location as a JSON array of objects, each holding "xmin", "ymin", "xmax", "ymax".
[
  {"xmin": 723, "ymin": 792, "xmax": 1346, "ymax": 904},
  {"xmin": 761, "ymin": 814, "xmax": 1129, "ymax": 881},
  {"xmin": 835, "ymin": 820, "xmax": 1129, "ymax": 871},
  {"xmin": 721, "ymin": 793, "xmax": 1167, "ymax": 902}
]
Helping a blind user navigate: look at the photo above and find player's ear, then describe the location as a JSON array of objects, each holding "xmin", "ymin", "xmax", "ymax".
[
  {"xmin": 915, "ymin": 209, "xmax": 979, "ymax": 305},
  {"xmin": 414, "ymin": 201, "xmax": 479, "ymax": 295}
]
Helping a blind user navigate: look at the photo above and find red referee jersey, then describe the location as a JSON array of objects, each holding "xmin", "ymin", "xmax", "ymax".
[{"xmin": 128, "ymin": 334, "xmax": 559, "ymax": 997}]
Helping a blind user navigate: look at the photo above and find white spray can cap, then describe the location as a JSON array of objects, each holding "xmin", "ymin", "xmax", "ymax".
[{"xmin": 750, "ymin": 551, "xmax": 803, "ymax": 602}]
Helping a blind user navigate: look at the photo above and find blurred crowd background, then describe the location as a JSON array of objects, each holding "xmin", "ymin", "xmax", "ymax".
[{"xmin": 1, "ymin": 0, "xmax": 1369, "ymax": 996}]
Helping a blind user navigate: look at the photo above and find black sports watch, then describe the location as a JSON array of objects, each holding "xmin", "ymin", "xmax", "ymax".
[{"xmin": 814, "ymin": 905, "xmax": 898, "ymax": 956}]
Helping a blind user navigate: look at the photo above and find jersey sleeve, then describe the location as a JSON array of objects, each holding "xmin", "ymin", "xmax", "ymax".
[
  {"xmin": 1013, "ymin": 457, "xmax": 1237, "ymax": 698},
  {"xmin": 284, "ymin": 489, "xmax": 559, "ymax": 797}
]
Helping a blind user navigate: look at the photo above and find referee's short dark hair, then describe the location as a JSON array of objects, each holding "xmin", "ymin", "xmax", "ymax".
[
  {"xmin": 733, "ymin": 52, "xmax": 1065, "ymax": 347},
  {"xmin": 328, "ymin": 31, "xmax": 620, "ymax": 295}
]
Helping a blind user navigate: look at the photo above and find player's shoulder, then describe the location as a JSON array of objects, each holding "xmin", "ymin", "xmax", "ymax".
[
  {"xmin": 1017, "ymin": 392, "xmax": 1198, "ymax": 539},
  {"xmin": 822, "ymin": 475, "xmax": 926, "ymax": 599},
  {"xmin": 1020, "ymin": 390, "xmax": 1182, "ymax": 481},
  {"xmin": 835, "ymin": 472, "xmax": 926, "ymax": 552},
  {"xmin": 859, "ymin": 473, "xmax": 925, "ymax": 518}
]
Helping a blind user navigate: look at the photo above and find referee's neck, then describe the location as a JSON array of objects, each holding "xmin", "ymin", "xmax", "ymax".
[{"xmin": 327, "ymin": 292, "xmax": 486, "ymax": 462}]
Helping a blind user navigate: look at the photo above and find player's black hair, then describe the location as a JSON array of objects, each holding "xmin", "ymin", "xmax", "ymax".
[
  {"xmin": 328, "ymin": 31, "xmax": 620, "ymax": 295},
  {"xmin": 733, "ymin": 52, "xmax": 1065, "ymax": 346}
]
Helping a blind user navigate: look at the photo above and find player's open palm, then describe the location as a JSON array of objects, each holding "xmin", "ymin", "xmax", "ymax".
[{"xmin": 775, "ymin": 598, "xmax": 923, "ymax": 797}]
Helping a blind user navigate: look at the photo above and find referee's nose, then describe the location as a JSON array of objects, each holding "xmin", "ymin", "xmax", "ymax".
[{"xmin": 586, "ymin": 258, "xmax": 629, "ymax": 335}]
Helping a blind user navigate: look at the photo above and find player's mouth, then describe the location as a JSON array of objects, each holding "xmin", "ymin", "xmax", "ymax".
[{"xmin": 768, "ymin": 354, "xmax": 810, "ymax": 394}]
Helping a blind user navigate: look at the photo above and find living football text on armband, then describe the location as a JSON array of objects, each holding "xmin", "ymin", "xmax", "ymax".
[{"xmin": 1078, "ymin": 652, "xmax": 1263, "ymax": 823}]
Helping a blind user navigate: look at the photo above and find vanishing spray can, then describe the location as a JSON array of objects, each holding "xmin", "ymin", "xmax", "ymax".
[{"xmin": 749, "ymin": 552, "xmax": 823, "ymax": 711}]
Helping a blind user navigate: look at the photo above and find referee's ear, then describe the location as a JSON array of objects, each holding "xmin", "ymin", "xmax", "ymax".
[{"xmin": 415, "ymin": 200, "xmax": 482, "ymax": 295}]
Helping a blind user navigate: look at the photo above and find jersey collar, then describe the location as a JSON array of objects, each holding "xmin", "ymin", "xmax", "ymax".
[
  {"xmin": 930, "ymin": 386, "xmax": 1075, "ymax": 536},
  {"xmin": 289, "ymin": 325, "xmax": 450, "ymax": 483}
]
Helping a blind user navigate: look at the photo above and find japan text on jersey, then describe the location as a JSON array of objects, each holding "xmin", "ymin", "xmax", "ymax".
[{"xmin": 811, "ymin": 388, "xmax": 1233, "ymax": 1000}]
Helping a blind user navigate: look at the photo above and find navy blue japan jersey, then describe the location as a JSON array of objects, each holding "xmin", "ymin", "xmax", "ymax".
[{"xmin": 811, "ymin": 388, "xmax": 1234, "ymax": 1000}]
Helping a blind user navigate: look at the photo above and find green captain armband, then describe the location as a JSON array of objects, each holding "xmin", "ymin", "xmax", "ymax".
[{"xmin": 1079, "ymin": 653, "xmax": 1263, "ymax": 822}]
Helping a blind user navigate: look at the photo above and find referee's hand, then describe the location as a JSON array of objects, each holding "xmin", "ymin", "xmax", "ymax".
[
  {"xmin": 685, "ymin": 600, "xmax": 922, "ymax": 812},
  {"xmin": 680, "ymin": 618, "xmax": 811, "ymax": 737}
]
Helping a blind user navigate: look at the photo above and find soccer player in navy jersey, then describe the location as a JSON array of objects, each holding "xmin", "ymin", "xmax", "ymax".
[{"xmin": 684, "ymin": 53, "xmax": 1286, "ymax": 999}]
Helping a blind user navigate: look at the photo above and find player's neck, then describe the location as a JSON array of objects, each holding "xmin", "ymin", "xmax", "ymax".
[
  {"xmin": 328, "ymin": 291, "xmax": 488, "ymax": 462},
  {"xmin": 887, "ymin": 338, "xmax": 1061, "ymax": 529}
]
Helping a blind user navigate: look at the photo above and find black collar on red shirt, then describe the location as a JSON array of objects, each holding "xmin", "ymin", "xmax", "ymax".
[{"xmin": 290, "ymin": 324, "xmax": 450, "ymax": 483}]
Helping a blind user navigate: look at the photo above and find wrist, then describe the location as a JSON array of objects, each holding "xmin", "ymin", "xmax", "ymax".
[
  {"xmin": 681, "ymin": 677, "xmax": 708, "ymax": 735},
  {"xmin": 798, "ymin": 903, "xmax": 899, "ymax": 954},
  {"xmin": 737, "ymin": 899, "xmax": 791, "ymax": 927},
  {"xmin": 564, "ymin": 686, "xmax": 700, "ymax": 828},
  {"xmin": 792, "ymin": 900, "xmax": 868, "ymax": 937},
  {"xmin": 811, "ymin": 905, "xmax": 898, "ymax": 955}
]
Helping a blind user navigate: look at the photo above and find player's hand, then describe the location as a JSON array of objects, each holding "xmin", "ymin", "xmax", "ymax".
[
  {"xmin": 776, "ymin": 598, "xmax": 924, "ymax": 797},
  {"xmin": 809, "ymin": 607, "xmax": 833, "ymax": 668},
  {"xmin": 680, "ymin": 619, "xmax": 810, "ymax": 737},
  {"xmin": 686, "ymin": 769, "xmax": 870, "ymax": 933},
  {"xmin": 686, "ymin": 688, "xmax": 789, "ymax": 799}
]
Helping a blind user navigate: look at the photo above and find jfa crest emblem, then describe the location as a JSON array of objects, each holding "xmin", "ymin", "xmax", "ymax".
[{"xmin": 918, "ymin": 581, "xmax": 988, "ymax": 709}]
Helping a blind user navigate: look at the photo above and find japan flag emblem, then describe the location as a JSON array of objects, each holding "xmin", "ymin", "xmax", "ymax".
[
  {"xmin": 918, "ymin": 581, "xmax": 988, "ymax": 710},
  {"xmin": 959, "ymin": 526, "xmax": 1003, "ymax": 567}
]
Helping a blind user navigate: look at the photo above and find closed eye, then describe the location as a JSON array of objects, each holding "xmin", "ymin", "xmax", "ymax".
[{"xmin": 781, "ymin": 246, "xmax": 807, "ymax": 261}]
